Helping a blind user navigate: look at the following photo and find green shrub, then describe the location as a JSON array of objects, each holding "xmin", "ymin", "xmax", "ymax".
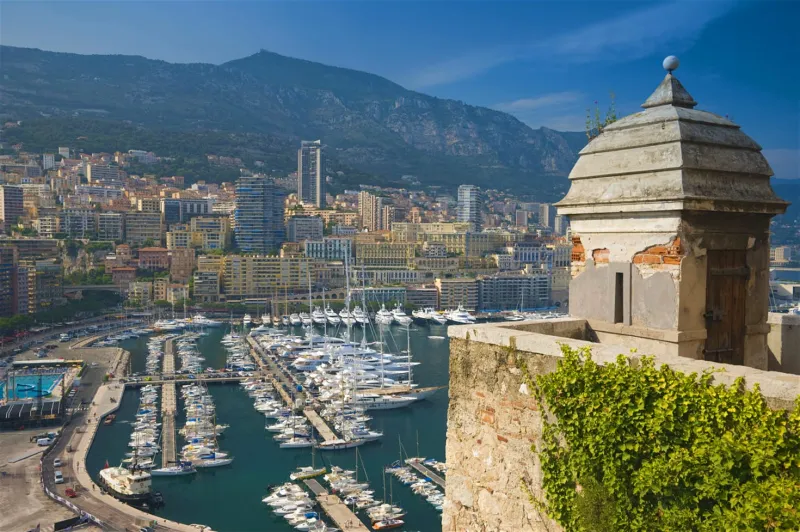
[{"xmin": 523, "ymin": 345, "xmax": 800, "ymax": 531}]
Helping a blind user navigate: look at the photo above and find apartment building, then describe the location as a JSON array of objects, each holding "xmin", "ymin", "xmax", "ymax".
[
  {"xmin": 60, "ymin": 209, "xmax": 96, "ymax": 238},
  {"xmin": 0, "ymin": 185, "xmax": 23, "ymax": 232},
  {"xmin": 125, "ymin": 212, "xmax": 163, "ymax": 245},
  {"xmin": 193, "ymin": 270, "xmax": 221, "ymax": 303},
  {"xmin": 170, "ymin": 248, "xmax": 195, "ymax": 282},
  {"xmin": 234, "ymin": 176, "xmax": 286, "ymax": 253},
  {"xmin": 478, "ymin": 272, "xmax": 551, "ymax": 311},
  {"xmin": 435, "ymin": 278, "xmax": 479, "ymax": 310},
  {"xmin": 304, "ymin": 237, "xmax": 353, "ymax": 261},
  {"xmin": 97, "ymin": 212, "xmax": 124, "ymax": 241},
  {"xmin": 358, "ymin": 191, "xmax": 383, "ymax": 232},
  {"xmin": 355, "ymin": 242, "xmax": 416, "ymax": 269},
  {"xmin": 287, "ymin": 215, "xmax": 323, "ymax": 243},
  {"xmin": 138, "ymin": 247, "xmax": 170, "ymax": 270},
  {"xmin": 220, "ymin": 255, "xmax": 314, "ymax": 299}
]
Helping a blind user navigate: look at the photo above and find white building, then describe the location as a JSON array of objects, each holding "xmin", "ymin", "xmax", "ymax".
[
  {"xmin": 305, "ymin": 237, "xmax": 353, "ymax": 261},
  {"xmin": 42, "ymin": 154, "xmax": 55, "ymax": 170}
]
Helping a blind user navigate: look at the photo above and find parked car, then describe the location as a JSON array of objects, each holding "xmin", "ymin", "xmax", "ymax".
[
  {"xmin": 53, "ymin": 458, "xmax": 62, "ymax": 467},
  {"xmin": 54, "ymin": 471, "xmax": 64, "ymax": 484},
  {"xmin": 65, "ymin": 488, "xmax": 77, "ymax": 498}
]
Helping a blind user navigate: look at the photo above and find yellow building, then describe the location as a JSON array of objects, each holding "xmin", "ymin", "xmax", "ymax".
[
  {"xmin": 166, "ymin": 216, "xmax": 230, "ymax": 250},
  {"xmin": 354, "ymin": 242, "xmax": 416, "ymax": 269},
  {"xmin": 286, "ymin": 205, "xmax": 358, "ymax": 226},
  {"xmin": 214, "ymin": 255, "xmax": 315, "ymax": 299}
]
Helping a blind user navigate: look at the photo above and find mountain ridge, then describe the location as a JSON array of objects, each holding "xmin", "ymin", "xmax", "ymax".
[{"xmin": 0, "ymin": 45, "xmax": 585, "ymax": 196}]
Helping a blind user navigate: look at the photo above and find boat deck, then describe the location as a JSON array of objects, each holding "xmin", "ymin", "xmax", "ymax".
[
  {"xmin": 302, "ymin": 479, "xmax": 370, "ymax": 532},
  {"xmin": 406, "ymin": 458, "xmax": 445, "ymax": 488}
]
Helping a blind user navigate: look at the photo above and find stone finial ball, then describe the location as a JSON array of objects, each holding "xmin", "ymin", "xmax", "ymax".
[{"xmin": 663, "ymin": 55, "xmax": 680, "ymax": 72}]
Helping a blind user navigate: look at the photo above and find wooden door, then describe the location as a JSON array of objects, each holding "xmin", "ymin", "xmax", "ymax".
[{"xmin": 704, "ymin": 250, "xmax": 747, "ymax": 364}]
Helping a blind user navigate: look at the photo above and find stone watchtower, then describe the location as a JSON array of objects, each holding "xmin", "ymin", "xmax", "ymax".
[{"xmin": 556, "ymin": 57, "xmax": 788, "ymax": 368}]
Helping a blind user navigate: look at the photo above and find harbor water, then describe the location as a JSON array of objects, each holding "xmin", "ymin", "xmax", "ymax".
[{"xmin": 87, "ymin": 323, "xmax": 450, "ymax": 531}]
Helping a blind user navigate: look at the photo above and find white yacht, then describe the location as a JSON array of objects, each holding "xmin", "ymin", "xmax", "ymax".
[
  {"xmin": 242, "ymin": 314, "xmax": 252, "ymax": 327},
  {"xmin": 316, "ymin": 438, "xmax": 365, "ymax": 451},
  {"xmin": 446, "ymin": 305, "xmax": 476, "ymax": 324},
  {"xmin": 300, "ymin": 312, "xmax": 312, "ymax": 326},
  {"xmin": 391, "ymin": 304, "xmax": 412, "ymax": 326},
  {"xmin": 375, "ymin": 305, "xmax": 394, "ymax": 325},
  {"xmin": 411, "ymin": 308, "xmax": 430, "ymax": 322},
  {"xmin": 311, "ymin": 307, "xmax": 327, "ymax": 325},
  {"xmin": 191, "ymin": 314, "xmax": 223, "ymax": 328},
  {"xmin": 429, "ymin": 310, "xmax": 448, "ymax": 325},
  {"xmin": 351, "ymin": 394, "xmax": 417, "ymax": 411},
  {"xmin": 324, "ymin": 306, "xmax": 341, "ymax": 325},
  {"xmin": 261, "ymin": 314, "xmax": 271, "ymax": 325},
  {"xmin": 290, "ymin": 313, "xmax": 302, "ymax": 326},
  {"xmin": 339, "ymin": 308, "xmax": 356, "ymax": 326},
  {"xmin": 504, "ymin": 310, "xmax": 526, "ymax": 321},
  {"xmin": 353, "ymin": 306, "xmax": 369, "ymax": 325},
  {"xmin": 282, "ymin": 315, "xmax": 290, "ymax": 326}
]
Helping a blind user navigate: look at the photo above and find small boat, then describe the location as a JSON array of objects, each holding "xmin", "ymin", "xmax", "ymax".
[
  {"xmin": 373, "ymin": 518, "xmax": 405, "ymax": 530},
  {"xmin": 151, "ymin": 462, "xmax": 197, "ymax": 476},
  {"xmin": 193, "ymin": 457, "xmax": 234, "ymax": 468},
  {"xmin": 104, "ymin": 414, "xmax": 117, "ymax": 425},
  {"xmin": 427, "ymin": 335, "xmax": 445, "ymax": 340},
  {"xmin": 315, "ymin": 438, "xmax": 365, "ymax": 451},
  {"xmin": 289, "ymin": 466, "xmax": 327, "ymax": 481}
]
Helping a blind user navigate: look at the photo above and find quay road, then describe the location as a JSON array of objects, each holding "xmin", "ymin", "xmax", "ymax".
[
  {"xmin": 303, "ymin": 479, "xmax": 370, "ymax": 532},
  {"xmin": 41, "ymin": 353, "xmax": 200, "ymax": 531}
]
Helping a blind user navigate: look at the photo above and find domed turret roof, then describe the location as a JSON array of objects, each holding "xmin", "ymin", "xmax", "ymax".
[{"xmin": 557, "ymin": 62, "xmax": 787, "ymax": 217}]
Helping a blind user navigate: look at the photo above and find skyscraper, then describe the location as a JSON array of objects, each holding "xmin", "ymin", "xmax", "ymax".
[
  {"xmin": 457, "ymin": 185, "xmax": 481, "ymax": 231},
  {"xmin": 358, "ymin": 191, "xmax": 383, "ymax": 232},
  {"xmin": 297, "ymin": 140, "xmax": 325, "ymax": 208},
  {"xmin": 539, "ymin": 203, "xmax": 556, "ymax": 228},
  {"xmin": 234, "ymin": 176, "xmax": 286, "ymax": 253},
  {"xmin": 0, "ymin": 185, "xmax": 23, "ymax": 232}
]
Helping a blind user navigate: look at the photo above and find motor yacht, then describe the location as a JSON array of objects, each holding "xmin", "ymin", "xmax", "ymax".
[
  {"xmin": 324, "ymin": 306, "xmax": 341, "ymax": 325},
  {"xmin": 445, "ymin": 305, "xmax": 476, "ymax": 324},
  {"xmin": 375, "ymin": 305, "xmax": 393, "ymax": 325},
  {"xmin": 391, "ymin": 304, "xmax": 412, "ymax": 326}
]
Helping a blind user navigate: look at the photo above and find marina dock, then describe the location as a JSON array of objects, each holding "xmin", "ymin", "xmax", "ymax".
[
  {"xmin": 303, "ymin": 479, "xmax": 370, "ymax": 532},
  {"xmin": 303, "ymin": 407, "xmax": 337, "ymax": 442},
  {"xmin": 406, "ymin": 458, "xmax": 445, "ymax": 488},
  {"xmin": 161, "ymin": 339, "xmax": 177, "ymax": 467},
  {"xmin": 247, "ymin": 336, "xmax": 343, "ymax": 443}
]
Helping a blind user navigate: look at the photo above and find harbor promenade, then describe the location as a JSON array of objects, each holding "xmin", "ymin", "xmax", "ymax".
[
  {"xmin": 61, "ymin": 383, "xmax": 201, "ymax": 531},
  {"xmin": 303, "ymin": 479, "xmax": 370, "ymax": 532}
]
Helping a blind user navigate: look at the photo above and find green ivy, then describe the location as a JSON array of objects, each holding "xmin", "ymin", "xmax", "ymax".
[{"xmin": 523, "ymin": 345, "xmax": 800, "ymax": 531}]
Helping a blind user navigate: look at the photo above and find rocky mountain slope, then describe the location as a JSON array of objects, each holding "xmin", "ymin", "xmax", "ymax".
[{"xmin": 0, "ymin": 45, "xmax": 586, "ymax": 195}]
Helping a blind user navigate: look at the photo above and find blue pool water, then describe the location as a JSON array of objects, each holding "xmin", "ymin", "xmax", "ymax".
[{"xmin": 1, "ymin": 373, "xmax": 64, "ymax": 400}]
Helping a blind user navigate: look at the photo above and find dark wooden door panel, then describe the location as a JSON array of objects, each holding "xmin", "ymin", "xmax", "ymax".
[{"xmin": 705, "ymin": 250, "xmax": 746, "ymax": 365}]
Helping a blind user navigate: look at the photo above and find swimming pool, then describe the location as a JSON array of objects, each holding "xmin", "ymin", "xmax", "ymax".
[{"xmin": 1, "ymin": 373, "xmax": 65, "ymax": 400}]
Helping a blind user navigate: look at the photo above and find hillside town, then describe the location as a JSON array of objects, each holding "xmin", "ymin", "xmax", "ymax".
[{"xmin": 0, "ymin": 134, "xmax": 575, "ymax": 323}]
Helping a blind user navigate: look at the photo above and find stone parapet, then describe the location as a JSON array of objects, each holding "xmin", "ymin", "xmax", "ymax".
[{"xmin": 444, "ymin": 319, "xmax": 800, "ymax": 531}]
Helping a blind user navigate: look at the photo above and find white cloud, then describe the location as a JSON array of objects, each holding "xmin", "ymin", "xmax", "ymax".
[
  {"xmin": 494, "ymin": 92, "xmax": 582, "ymax": 113},
  {"xmin": 408, "ymin": 0, "xmax": 736, "ymax": 88},
  {"xmin": 493, "ymin": 92, "xmax": 586, "ymax": 131},
  {"xmin": 764, "ymin": 149, "xmax": 800, "ymax": 179}
]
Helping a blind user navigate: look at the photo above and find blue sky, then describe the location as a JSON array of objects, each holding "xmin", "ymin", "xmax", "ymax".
[{"xmin": 2, "ymin": 0, "xmax": 798, "ymax": 177}]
